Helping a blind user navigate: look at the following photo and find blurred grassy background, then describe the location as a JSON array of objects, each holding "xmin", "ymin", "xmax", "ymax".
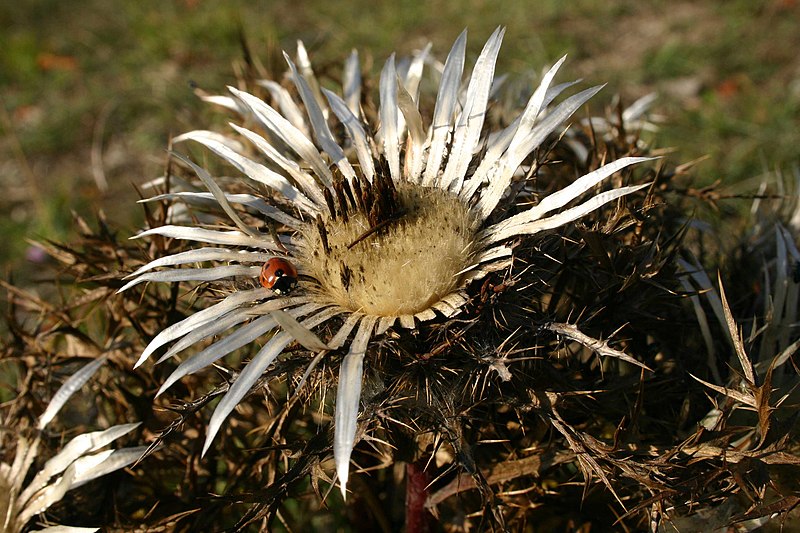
[{"xmin": 1, "ymin": 0, "xmax": 799, "ymax": 278}]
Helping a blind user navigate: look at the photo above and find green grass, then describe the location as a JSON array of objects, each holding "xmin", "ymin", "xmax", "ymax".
[{"xmin": 1, "ymin": 0, "xmax": 799, "ymax": 276}]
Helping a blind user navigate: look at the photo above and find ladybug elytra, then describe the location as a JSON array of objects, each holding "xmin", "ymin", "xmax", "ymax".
[{"xmin": 260, "ymin": 258, "xmax": 298, "ymax": 295}]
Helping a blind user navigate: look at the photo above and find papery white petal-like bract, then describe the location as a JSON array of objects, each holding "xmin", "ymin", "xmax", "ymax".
[
  {"xmin": 334, "ymin": 315, "xmax": 377, "ymax": 500},
  {"xmin": 37, "ymin": 356, "xmax": 108, "ymax": 430}
]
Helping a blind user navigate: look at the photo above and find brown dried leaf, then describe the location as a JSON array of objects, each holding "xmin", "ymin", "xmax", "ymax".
[
  {"xmin": 689, "ymin": 373, "xmax": 757, "ymax": 408},
  {"xmin": 546, "ymin": 322, "xmax": 652, "ymax": 371},
  {"xmin": 718, "ymin": 273, "xmax": 756, "ymax": 385}
]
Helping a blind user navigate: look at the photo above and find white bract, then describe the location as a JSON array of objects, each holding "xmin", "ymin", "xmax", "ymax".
[
  {"xmin": 1, "ymin": 357, "xmax": 146, "ymax": 532},
  {"xmin": 123, "ymin": 27, "xmax": 652, "ymax": 499}
]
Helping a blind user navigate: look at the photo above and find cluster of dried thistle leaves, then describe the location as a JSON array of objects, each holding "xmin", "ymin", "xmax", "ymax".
[{"xmin": 2, "ymin": 88, "xmax": 800, "ymax": 532}]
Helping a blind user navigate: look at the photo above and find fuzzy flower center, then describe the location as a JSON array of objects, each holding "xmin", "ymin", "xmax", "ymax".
[{"xmin": 301, "ymin": 180, "xmax": 478, "ymax": 316}]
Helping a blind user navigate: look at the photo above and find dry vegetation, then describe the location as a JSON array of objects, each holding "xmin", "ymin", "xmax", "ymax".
[
  {"xmin": 3, "ymin": 56, "xmax": 800, "ymax": 530},
  {"xmin": 2, "ymin": 3, "xmax": 800, "ymax": 531}
]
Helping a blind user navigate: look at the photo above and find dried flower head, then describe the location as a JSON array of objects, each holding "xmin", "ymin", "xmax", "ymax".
[{"xmin": 121, "ymin": 27, "xmax": 652, "ymax": 498}]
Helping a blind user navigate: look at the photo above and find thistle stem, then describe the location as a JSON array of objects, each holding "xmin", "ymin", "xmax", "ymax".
[{"xmin": 405, "ymin": 460, "xmax": 432, "ymax": 533}]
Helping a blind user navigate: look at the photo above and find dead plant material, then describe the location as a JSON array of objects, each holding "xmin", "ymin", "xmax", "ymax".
[{"xmin": 1, "ymin": 67, "xmax": 799, "ymax": 532}]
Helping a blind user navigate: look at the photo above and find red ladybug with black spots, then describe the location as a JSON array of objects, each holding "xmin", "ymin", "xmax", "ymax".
[{"xmin": 259, "ymin": 258, "xmax": 298, "ymax": 295}]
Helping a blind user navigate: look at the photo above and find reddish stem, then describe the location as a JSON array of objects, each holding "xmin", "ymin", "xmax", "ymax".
[{"xmin": 405, "ymin": 460, "xmax": 433, "ymax": 533}]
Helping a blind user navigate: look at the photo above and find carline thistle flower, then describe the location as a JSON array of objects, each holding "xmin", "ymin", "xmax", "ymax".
[{"xmin": 121, "ymin": 27, "xmax": 652, "ymax": 499}]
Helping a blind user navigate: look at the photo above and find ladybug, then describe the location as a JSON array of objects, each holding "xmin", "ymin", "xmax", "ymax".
[{"xmin": 259, "ymin": 258, "xmax": 298, "ymax": 295}]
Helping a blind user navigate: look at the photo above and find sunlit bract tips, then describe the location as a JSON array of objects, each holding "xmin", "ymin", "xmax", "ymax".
[{"xmin": 122, "ymin": 27, "xmax": 654, "ymax": 499}]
